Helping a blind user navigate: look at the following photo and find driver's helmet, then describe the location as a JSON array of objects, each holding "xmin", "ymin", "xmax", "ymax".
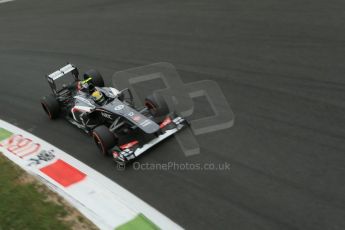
[{"xmin": 91, "ymin": 90, "xmax": 105, "ymax": 104}]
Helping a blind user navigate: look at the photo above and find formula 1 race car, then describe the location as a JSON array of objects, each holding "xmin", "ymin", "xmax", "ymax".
[{"xmin": 40, "ymin": 64, "xmax": 187, "ymax": 166}]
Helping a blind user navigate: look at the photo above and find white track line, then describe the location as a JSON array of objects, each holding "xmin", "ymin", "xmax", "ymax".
[{"xmin": 0, "ymin": 0, "xmax": 15, "ymax": 4}]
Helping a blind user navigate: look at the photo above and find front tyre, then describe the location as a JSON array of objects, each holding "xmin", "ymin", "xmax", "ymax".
[
  {"xmin": 41, "ymin": 95, "xmax": 60, "ymax": 119},
  {"xmin": 92, "ymin": 125, "xmax": 118, "ymax": 156},
  {"xmin": 144, "ymin": 94, "xmax": 170, "ymax": 118}
]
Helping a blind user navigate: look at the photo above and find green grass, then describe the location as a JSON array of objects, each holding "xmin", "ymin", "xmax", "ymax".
[
  {"xmin": 0, "ymin": 155, "xmax": 73, "ymax": 230},
  {"xmin": 0, "ymin": 128, "xmax": 12, "ymax": 141},
  {"xmin": 116, "ymin": 214, "xmax": 159, "ymax": 230}
]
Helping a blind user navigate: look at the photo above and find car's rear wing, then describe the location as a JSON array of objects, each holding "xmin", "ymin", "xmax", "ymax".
[{"xmin": 46, "ymin": 64, "xmax": 79, "ymax": 94}]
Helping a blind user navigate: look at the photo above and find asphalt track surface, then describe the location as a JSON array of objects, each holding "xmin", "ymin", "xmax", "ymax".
[{"xmin": 1, "ymin": 0, "xmax": 345, "ymax": 229}]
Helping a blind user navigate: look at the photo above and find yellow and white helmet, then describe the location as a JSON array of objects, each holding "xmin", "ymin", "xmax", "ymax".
[{"xmin": 91, "ymin": 90, "xmax": 104, "ymax": 103}]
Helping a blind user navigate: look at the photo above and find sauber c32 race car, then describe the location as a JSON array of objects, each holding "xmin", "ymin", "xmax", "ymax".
[{"xmin": 40, "ymin": 64, "xmax": 187, "ymax": 166}]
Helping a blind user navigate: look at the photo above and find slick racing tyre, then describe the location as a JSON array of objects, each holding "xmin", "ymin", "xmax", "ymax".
[
  {"xmin": 92, "ymin": 125, "xmax": 118, "ymax": 156},
  {"xmin": 41, "ymin": 95, "xmax": 60, "ymax": 119},
  {"xmin": 84, "ymin": 69, "xmax": 105, "ymax": 87},
  {"xmin": 145, "ymin": 93, "xmax": 170, "ymax": 118}
]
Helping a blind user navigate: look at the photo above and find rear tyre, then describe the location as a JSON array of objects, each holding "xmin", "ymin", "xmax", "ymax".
[
  {"xmin": 84, "ymin": 69, "xmax": 105, "ymax": 87},
  {"xmin": 41, "ymin": 95, "xmax": 60, "ymax": 119},
  {"xmin": 145, "ymin": 94, "xmax": 170, "ymax": 118},
  {"xmin": 92, "ymin": 125, "xmax": 118, "ymax": 156}
]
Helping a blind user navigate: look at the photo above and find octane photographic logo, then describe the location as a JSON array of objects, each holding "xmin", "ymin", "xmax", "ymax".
[{"xmin": 112, "ymin": 63, "xmax": 235, "ymax": 157}]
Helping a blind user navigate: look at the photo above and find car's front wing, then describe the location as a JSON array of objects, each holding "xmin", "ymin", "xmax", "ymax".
[{"xmin": 111, "ymin": 116, "xmax": 187, "ymax": 165}]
